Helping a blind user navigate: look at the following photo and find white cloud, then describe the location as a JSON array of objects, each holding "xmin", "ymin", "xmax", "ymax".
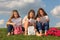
[
  {"xmin": 0, "ymin": 19, "xmax": 4, "ymax": 25},
  {"xmin": 0, "ymin": 11, "xmax": 10, "ymax": 14},
  {"xmin": 0, "ymin": 0, "xmax": 45, "ymax": 15},
  {"xmin": 24, "ymin": 0, "xmax": 35, "ymax": 3},
  {"xmin": 0, "ymin": 11, "xmax": 11, "ymax": 16},
  {"xmin": 5, "ymin": 1, "xmax": 25, "ymax": 8},
  {"xmin": 0, "ymin": 0, "xmax": 37, "ymax": 13},
  {"xmin": 0, "ymin": 0, "xmax": 35, "ymax": 8},
  {"xmin": 55, "ymin": 22, "xmax": 60, "ymax": 27},
  {"xmin": 4, "ymin": 0, "xmax": 35, "ymax": 8},
  {"xmin": 51, "ymin": 5, "xmax": 60, "ymax": 17},
  {"xmin": 0, "ymin": 0, "xmax": 44, "ymax": 8},
  {"xmin": 0, "ymin": 0, "xmax": 6, "ymax": 1}
]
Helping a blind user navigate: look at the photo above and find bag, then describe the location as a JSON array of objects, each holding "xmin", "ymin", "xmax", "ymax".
[
  {"xmin": 28, "ymin": 26, "xmax": 35, "ymax": 35},
  {"xmin": 55, "ymin": 30, "xmax": 60, "ymax": 36},
  {"xmin": 46, "ymin": 27, "xmax": 58, "ymax": 36},
  {"xmin": 14, "ymin": 25, "xmax": 23, "ymax": 35}
]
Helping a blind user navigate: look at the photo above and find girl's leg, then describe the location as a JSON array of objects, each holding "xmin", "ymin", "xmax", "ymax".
[
  {"xmin": 24, "ymin": 21, "xmax": 29, "ymax": 35},
  {"xmin": 44, "ymin": 22, "xmax": 49, "ymax": 35},
  {"xmin": 22, "ymin": 27, "xmax": 25, "ymax": 32},
  {"xmin": 7, "ymin": 25, "xmax": 13, "ymax": 36},
  {"xmin": 36, "ymin": 21, "xmax": 43, "ymax": 36}
]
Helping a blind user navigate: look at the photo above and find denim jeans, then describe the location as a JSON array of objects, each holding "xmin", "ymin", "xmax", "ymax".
[
  {"xmin": 7, "ymin": 24, "xmax": 13, "ymax": 32},
  {"xmin": 43, "ymin": 22, "xmax": 49, "ymax": 31},
  {"xmin": 36, "ymin": 21, "xmax": 49, "ymax": 32}
]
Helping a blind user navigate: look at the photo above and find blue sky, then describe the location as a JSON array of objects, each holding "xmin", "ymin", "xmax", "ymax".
[{"xmin": 0, "ymin": 0, "xmax": 60, "ymax": 28}]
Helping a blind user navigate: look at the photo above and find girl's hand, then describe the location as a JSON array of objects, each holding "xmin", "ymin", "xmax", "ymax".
[
  {"xmin": 29, "ymin": 22, "xmax": 33, "ymax": 26},
  {"xmin": 34, "ymin": 29, "xmax": 37, "ymax": 32},
  {"xmin": 36, "ymin": 17, "xmax": 40, "ymax": 22},
  {"xmin": 12, "ymin": 23, "xmax": 16, "ymax": 26},
  {"xmin": 46, "ymin": 19, "xmax": 49, "ymax": 22},
  {"xmin": 6, "ymin": 22, "xmax": 15, "ymax": 26},
  {"xmin": 42, "ymin": 22, "xmax": 44, "ymax": 25}
]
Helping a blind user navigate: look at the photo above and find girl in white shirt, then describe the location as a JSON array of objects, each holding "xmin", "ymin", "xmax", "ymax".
[
  {"xmin": 6, "ymin": 10, "xmax": 23, "ymax": 36},
  {"xmin": 23, "ymin": 9, "xmax": 36, "ymax": 35},
  {"xmin": 36, "ymin": 8, "xmax": 49, "ymax": 36}
]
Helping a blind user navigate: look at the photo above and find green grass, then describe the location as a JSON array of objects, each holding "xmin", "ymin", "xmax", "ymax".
[{"xmin": 0, "ymin": 28, "xmax": 60, "ymax": 40}]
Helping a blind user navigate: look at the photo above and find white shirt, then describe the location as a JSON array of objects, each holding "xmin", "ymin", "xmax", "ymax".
[
  {"xmin": 28, "ymin": 18, "xmax": 36, "ymax": 23},
  {"xmin": 40, "ymin": 15, "xmax": 49, "ymax": 23},
  {"xmin": 23, "ymin": 15, "xmax": 36, "ymax": 24},
  {"xmin": 22, "ymin": 16, "xmax": 28, "ymax": 24},
  {"xmin": 11, "ymin": 17, "xmax": 22, "ymax": 26}
]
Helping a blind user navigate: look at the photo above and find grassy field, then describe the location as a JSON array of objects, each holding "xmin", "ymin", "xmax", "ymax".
[{"xmin": 0, "ymin": 28, "xmax": 60, "ymax": 40}]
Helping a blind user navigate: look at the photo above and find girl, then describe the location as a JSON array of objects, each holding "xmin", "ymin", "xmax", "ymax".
[
  {"xmin": 36, "ymin": 8, "xmax": 49, "ymax": 36},
  {"xmin": 6, "ymin": 10, "xmax": 23, "ymax": 36},
  {"xmin": 23, "ymin": 9, "xmax": 36, "ymax": 35}
]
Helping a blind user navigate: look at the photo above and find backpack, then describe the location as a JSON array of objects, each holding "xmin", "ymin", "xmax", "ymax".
[
  {"xmin": 14, "ymin": 25, "xmax": 23, "ymax": 35},
  {"xmin": 28, "ymin": 26, "xmax": 35, "ymax": 35}
]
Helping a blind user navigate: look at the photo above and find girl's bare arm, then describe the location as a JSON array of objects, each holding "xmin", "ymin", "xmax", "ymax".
[{"xmin": 6, "ymin": 21, "xmax": 15, "ymax": 26}]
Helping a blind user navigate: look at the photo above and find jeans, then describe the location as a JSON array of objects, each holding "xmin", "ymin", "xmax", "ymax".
[
  {"xmin": 36, "ymin": 21, "xmax": 49, "ymax": 32},
  {"xmin": 43, "ymin": 22, "xmax": 49, "ymax": 31},
  {"xmin": 7, "ymin": 24, "xmax": 13, "ymax": 32}
]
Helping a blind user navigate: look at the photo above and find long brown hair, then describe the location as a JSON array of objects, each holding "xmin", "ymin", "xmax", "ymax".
[
  {"xmin": 36, "ymin": 8, "xmax": 47, "ymax": 18},
  {"xmin": 28, "ymin": 9, "xmax": 35, "ymax": 19},
  {"xmin": 8, "ymin": 10, "xmax": 20, "ymax": 22}
]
